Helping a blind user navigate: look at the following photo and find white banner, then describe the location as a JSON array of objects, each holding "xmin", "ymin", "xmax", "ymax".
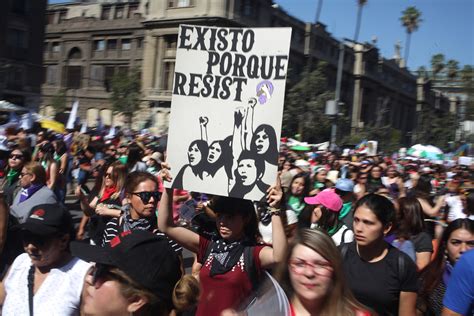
[{"xmin": 166, "ymin": 25, "xmax": 292, "ymax": 201}]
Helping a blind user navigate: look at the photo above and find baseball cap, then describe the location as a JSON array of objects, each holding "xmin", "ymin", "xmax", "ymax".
[
  {"xmin": 304, "ymin": 189, "xmax": 343, "ymax": 212},
  {"xmin": 15, "ymin": 203, "xmax": 73, "ymax": 236},
  {"xmin": 335, "ymin": 178, "xmax": 354, "ymax": 192},
  {"xmin": 71, "ymin": 230, "xmax": 181, "ymax": 301}
]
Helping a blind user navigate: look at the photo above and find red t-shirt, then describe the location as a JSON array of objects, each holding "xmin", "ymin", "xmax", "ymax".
[
  {"xmin": 196, "ymin": 236, "xmax": 264, "ymax": 316},
  {"xmin": 289, "ymin": 302, "xmax": 372, "ymax": 316}
]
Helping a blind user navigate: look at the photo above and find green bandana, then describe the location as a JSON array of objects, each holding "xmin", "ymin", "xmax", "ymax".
[
  {"xmin": 288, "ymin": 195, "xmax": 305, "ymax": 216},
  {"xmin": 6, "ymin": 169, "xmax": 20, "ymax": 186},
  {"xmin": 339, "ymin": 202, "xmax": 352, "ymax": 220}
]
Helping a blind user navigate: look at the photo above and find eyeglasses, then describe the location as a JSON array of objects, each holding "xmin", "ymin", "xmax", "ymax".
[
  {"xmin": 289, "ymin": 259, "xmax": 333, "ymax": 276},
  {"xmin": 132, "ymin": 191, "xmax": 161, "ymax": 204},
  {"xmin": 104, "ymin": 173, "xmax": 113, "ymax": 178},
  {"xmin": 9, "ymin": 154, "xmax": 24, "ymax": 160},
  {"xmin": 20, "ymin": 172, "xmax": 31, "ymax": 177}
]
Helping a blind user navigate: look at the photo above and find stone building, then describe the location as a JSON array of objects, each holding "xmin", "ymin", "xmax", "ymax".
[
  {"xmin": 42, "ymin": 0, "xmax": 147, "ymax": 127},
  {"xmin": 0, "ymin": 0, "xmax": 47, "ymax": 109},
  {"xmin": 41, "ymin": 0, "xmax": 443, "ymax": 145}
]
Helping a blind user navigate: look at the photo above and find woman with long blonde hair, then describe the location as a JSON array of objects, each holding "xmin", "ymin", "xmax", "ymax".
[{"xmin": 275, "ymin": 228, "xmax": 371, "ymax": 315}]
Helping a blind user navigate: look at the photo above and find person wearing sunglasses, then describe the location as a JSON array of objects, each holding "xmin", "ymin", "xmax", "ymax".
[
  {"xmin": 101, "ymin": 171, "xmax": 182, "ymax": 254},
  {"xmin": 0, "ymin": 148, "xmax": 31, "ymax": 206},
  {"xmin": 0, "ymin": 203, "xmax": 90, "ymax": 315},
  {"xmin": 71, "ymin": 230, "xmax": 199, "ymax": 316},
  {"xmin": 77, "ymin": 161, "xmax": 126, "ymax": 245},
  {"xmin": 274, "ymin": 228, "xmax": 371, "ymax": 316}
]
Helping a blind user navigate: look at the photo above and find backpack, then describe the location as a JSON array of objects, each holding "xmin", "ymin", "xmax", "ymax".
[
  {"xmin": 340, "ymin": 243, "xmax": 409, "ymax": 284},
  {"xmin": 391, "ymin": 239, "xmax": 416, "ymax": 262},
  {"xmin": 200, "ymin": 241, "xmax": 261, "ymax": 290}
]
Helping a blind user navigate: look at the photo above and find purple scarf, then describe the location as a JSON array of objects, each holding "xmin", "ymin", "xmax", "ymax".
[{"xmin": 19, "ymin": 184, "xmax": 44, "ymax": 203}]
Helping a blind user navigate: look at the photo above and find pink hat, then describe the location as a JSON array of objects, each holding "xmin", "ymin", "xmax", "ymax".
[{"xmin": 304, "ymin": 189, "xmax": 342, "ymax": 212}]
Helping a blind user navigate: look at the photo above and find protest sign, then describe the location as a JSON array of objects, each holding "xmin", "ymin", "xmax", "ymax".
[{"xmin": 166, "ymin": 25, "xmax": 292, "ymax": 201}]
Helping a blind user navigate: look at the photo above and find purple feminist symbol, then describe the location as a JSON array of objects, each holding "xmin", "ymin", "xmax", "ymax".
[{"xmin": 256, "ymin": 81, "xmax": 274, "ymax": 105}]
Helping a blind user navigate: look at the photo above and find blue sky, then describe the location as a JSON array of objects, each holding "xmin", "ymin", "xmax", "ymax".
[
  {"xmin": 49, "ymin": 0, "xmax": 473, "ymax": 71},
  {"xmin": 274, "ymin": 0, "xmax": 473, "ymax": 71}
]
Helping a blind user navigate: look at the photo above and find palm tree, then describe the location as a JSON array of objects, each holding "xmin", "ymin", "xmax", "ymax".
[
  {"xmin": 354, "ymin": 0, "xmax": 367, "ymax": 42},
  {"xmin": 446, "ymin": 59, "xmax": 460, "ymax": 80},
  {"xmin": 400, "ymin": 6, "xmax": 422, "ymax": 67},
  {"xmin": 431, "ymin": 53, "xmax": 445, "ymax": 79}
]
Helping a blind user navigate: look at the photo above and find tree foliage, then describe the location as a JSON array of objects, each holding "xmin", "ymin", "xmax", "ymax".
[
  {"xmin": 50, "ymin": 89, "xmax": 67, "ymax": 113},
  {"xmin": 282, "ymin": 61, "xmax": 334, "ymax": 143},
  {"xmin": 461, "ymin": 65, "xmax": 474, "ymax": 121},
  {"xmin": 400, "ymin": 6, "xmax": 422, "ymax": 66},
  {"xmin": 109, "ymin": 68, "xmax": 141, "ymax": 118},
  {"xmin": 417, "ymin": 106, "xmax": 457, "ymax": 150},
  {"xmin": 431, "ymin": 53, "xmax": 445, "ymax": 79}
]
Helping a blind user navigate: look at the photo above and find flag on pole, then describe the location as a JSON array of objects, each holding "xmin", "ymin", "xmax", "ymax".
[
  {"xmin": 66, "ymin": 100, "xmax": 79, "ymax": 130},
  {"xmin": 20, "ymin": 111, "xmax": 33, "ymax": 130},
  {"xmin": 80, "ymin": 121, "xmax": 87, "ymax": 133}
]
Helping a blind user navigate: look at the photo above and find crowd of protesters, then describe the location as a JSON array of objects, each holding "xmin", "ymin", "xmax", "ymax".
[{"xmin": 0, "ymin": 125, "xmax": 473, "ymax": 316}]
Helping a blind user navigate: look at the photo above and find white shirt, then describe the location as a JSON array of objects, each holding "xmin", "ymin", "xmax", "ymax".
[
  {"xmin": 445, "ymin": 194, "xmax": 466, "ymax": 222},
  {"xmin": 2, "ymin": 253, "xmax": 91, "ymax": 316},
  {"xmin": 310, "ymin": 223, "xmax": 354, "ymax": 246}
]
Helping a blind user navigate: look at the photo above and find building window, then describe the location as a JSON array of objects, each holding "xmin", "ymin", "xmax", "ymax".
[
  {"xmin": 107, "ymin": 39, "xmax": 117, "ymax": 50},
  {"xmin": 168, "ymin": 0, "xmax": 192, "ymax": 8},
  {"xmin": 7, "ymin": 68, "xmax": 23, "ymax": 90},
  {"xmin": 101, "ymin": 6, "xmax": 111, "ymax": 20},
  {"xmin": 90, "ymin": 65, "xmax": 104, "ymax": 87},
  {"xmin": 7, "ymin": 28, "xmax": 28, "ymax": 49},
  {"xmin": 46, "ymin": 65, "xmax": 58, "ymax": 85},
  {"xmin": 58, "ymin": 10, "xmax": 67, "ymax": 23},
  {"xmin": 121, "ymin": 39, "xmax": 131, "ymax": 50},
  {"xmin": 104, "ymin": 66, "xmax": 116, "ymax": 90},
  {"xmin": 68, "ymin": 47, "xmax": 82, "ymax": 59},
  {"xmin": 162, "ymin": 61, "xmax": 175, "ymax": 90},
  {"xmin": 128, "ymin": 3, "xmax": 139, "ymax": 18},
  {"xmin": 46, "ymin": 12, "xmax": 55, "ymax": 24},
  {"xmin": 115, "ymin": 5, "xmax": 124, "ymax": 19},
  {"xmin": 65, "ymin": 66, "xmax": 82, "ymax": 89},
  {"xmin": 136, "ymin": 37, "xmax": 143, "ymax": 49},
  {"xmin": 52, "ymin": 42, "xmax": 60, "ymax": 53},
  {"xmin": 93, "ymin": 40, "xmax": 105, "ymax": 51},
  {"xmin": 241, "ymin": 0, "xmax": 253, "ymax": 17},
  {"xmin": 165, "ymin": 35, "xmax": 177, "ymax": 49}
]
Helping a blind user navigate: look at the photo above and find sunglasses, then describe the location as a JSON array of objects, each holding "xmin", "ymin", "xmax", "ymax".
[
  {"xmin": 9, "ymin": 154, "xmax": 24, "ymax": 160},
  {"xmin": 104, "ymin": 173, "xmax": 113, "ymax": 178},
  {"xmin": 90, "ymin": 264, "xmax": 127, "ymax": 286},
  {"xmin": 21, "ymin": 231, "xmax": 58, "ymax": 247},
  {"xmin": 132, "ymin": 191, "xmax": 161, "ymax": 204}
]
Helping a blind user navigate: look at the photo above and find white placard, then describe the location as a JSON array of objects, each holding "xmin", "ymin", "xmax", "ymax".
[{"xmin": 166, "ymin": 25, "xmax": 292, "ymax": 201}]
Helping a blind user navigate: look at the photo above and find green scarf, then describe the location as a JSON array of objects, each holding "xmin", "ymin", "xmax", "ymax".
[
  {"xmin": 7, "ymin": 169, "xmax": 20, "ymax": 185},
  {"xmin": 288, "ymin": 195, "xmax": 305, "ymax": 216},
  {"xmin": 339, "ymin": 202, "xmax": 352, "ymax": 220}
]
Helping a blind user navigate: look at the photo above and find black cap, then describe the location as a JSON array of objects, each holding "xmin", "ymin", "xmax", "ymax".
[
  {"xmin": 71, "ymin": 230, "xmax": 181, "ymax": 301},
  {"xmin": 16, "ymin": 203, "xmax": 73, "ymax": 236}
]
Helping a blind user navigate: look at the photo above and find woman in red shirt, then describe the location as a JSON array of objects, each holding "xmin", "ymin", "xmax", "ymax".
[
  {"xmin": 275, "ymin": 228, "xmax": 372, "ymax": 316},
  {"xmin": 158, "ymin": 166, "xmax": 286, "ymax": 316}
]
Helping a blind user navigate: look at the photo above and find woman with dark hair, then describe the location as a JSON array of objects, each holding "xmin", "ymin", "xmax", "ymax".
[
  {"xmin": 173, "ymin": 139, "xmax": 209, "ymax": 190},
  {"xmin": 382, "ymin": 165, "xmax": 405, "ymax": 200},
  {"xmin": 341, "ymin": 194, "xmax": 418, "ymax": 316},
  {"xmin": 250, "ymin": 124, "xmax": 278, "ymax": 185},
  {"xmin": 417, "ymin": 219, "xmax": 474, "ymax": 316},
  {"xmin": 52, "ymin": 139, "xmax": 69, "ymax": 203},
  {"xmin": 286, "ymin": 173, "xmax": 311, "ymax": 217},
  {"xmin": 229, "ymin": 150, "xmax": 269, "ymax": 200},
  {"xmin": 365, "ymin": 165, "xmax": 384, "ymax": 194},
  {"xmin": 413, "ymin": 174, "xmax": 446, "ymax": 218},
  {"xmin": 0, "ymin": 203, "xmax": 90, "ymax": 315},
  {"xmin": 274, "ymin": 228, "xmax": 371, "ymax": 315},
  {"xmin": 125, "ymin": 143, "xmax": 147, "ymax": 172},
  {"xmin": 159, "ymin": 166, "xmax": 287, "ymax": 316},
  {"xmin": 392, "ymin": 197, "xmax": 433, "ymax": 270},
  {"xmin": 205, "ymin": 137, "xmax": 233, "ymax": 180},
  {"xmin": 299, "ymin": 189, "xmax": 354, "ymax": 246},
  {"xmin": 0, "ymin": 148, "xmax": 31, "ymax": 206},
  {"xmin": 464, "ymin": 190, "xmax": 474, "ymax": 219}
]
